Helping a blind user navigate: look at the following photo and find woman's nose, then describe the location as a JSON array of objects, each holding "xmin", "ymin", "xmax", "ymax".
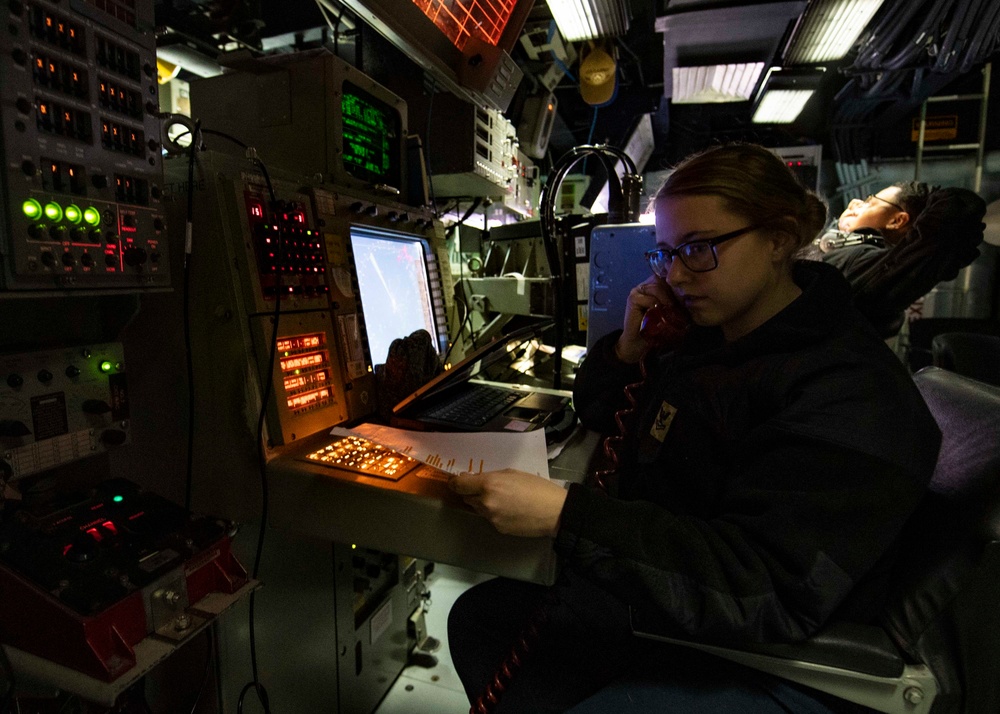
[{"xmin": 665, "ymin": 256, "xmax": 690, "ymax": 285}]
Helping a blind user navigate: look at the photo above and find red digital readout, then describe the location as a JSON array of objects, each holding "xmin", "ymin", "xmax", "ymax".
[
  {"xmin": 280, "ymin": 353, "xmax": 325, "ymax": 372},
  {"xmin": 276, "ymin": 334, "xmax": 323, "ymax": 352},
  {"xmin": 287, "ymin": 388, "xmax": 331, "ymax": 410}
]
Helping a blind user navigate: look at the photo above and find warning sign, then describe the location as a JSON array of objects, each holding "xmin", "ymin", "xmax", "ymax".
[{"xmin": 911, "ymin": 115, "xmax": 958, "ymax": 141}]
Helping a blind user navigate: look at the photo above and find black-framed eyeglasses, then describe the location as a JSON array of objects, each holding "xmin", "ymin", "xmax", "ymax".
[
  {"xmin": 644, "ymin": 224, "xmax": 761, "ymax": 276},
  {"xmin": 854, "ymin": 194, "xmax": 903, "ymax": 211}
]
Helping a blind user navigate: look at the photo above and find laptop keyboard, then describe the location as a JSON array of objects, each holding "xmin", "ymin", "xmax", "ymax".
[{"xmin": 421, "ymin": 384, "xmax": 522, "ymax": 427}]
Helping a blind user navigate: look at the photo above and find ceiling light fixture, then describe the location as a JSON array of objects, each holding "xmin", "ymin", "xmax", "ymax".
[
  {"xmin": 672, "ymin": 62, "xmax": 765, "ymax": 104},
  {"xmin": 752, "ymin": 67, "xmax": 825, "ymax": 123},
  {"xmin": 546, "ymin": 0, "xmax": 630, "ymax": 42},
  {"xmin": 753, "ymin": 89, "xmax": 815, "ymax": 123},
  {"xmin": 783, "ymin": 0, "xmax": 887, "ymax": 64}
]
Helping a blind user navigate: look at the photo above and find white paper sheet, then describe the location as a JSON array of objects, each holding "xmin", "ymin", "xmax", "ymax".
[{"xmin": 330, "ymin": 424, "xmax": 550, "ymax": 479}]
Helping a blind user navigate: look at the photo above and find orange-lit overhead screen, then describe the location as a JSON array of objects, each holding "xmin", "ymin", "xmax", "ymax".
[{"xmin": 412, "ymin": 0, "xmax": 518, "ymax": 50}]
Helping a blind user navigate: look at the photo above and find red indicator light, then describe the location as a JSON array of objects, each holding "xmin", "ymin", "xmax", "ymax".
[
  {"xmin": 86, "ymin": 527, "xmax": 103, "ymax": 542},
  {"xmin": 102, "ymin": 520, "xmax": 118, "ymax": 535}
]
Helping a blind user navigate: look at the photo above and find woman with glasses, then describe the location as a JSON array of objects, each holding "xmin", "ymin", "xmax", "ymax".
[{"xmin": 447, "ymin": 144, "xmax": 941, "ymax": 713}]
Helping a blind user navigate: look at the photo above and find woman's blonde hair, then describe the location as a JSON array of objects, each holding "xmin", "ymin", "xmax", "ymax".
[{"xmin": 655, "ymin": 143, "xmax": 828, "ymax": 253}]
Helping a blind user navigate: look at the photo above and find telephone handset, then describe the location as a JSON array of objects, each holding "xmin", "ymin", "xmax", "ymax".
[{"xmin": 639, "ymin": 300, "xmax": 691, "ymax": 350}]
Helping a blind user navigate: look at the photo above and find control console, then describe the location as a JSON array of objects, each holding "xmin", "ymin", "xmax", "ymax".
[{"xmin": 0, "ymin": 478, "xmax": 248, "ymax": 681}]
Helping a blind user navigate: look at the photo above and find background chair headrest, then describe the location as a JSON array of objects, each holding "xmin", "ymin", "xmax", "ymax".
[{"xmin": 913, "ymin": 367, "xmax": 1000, "ymax": 535}]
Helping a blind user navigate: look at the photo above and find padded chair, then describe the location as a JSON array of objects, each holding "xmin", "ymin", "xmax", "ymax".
[
  {"xmin": 931, "ymin": 332, "xmax": 1000, "ymax": 387},
  {"xmin": 634, "ymin": 367, "xmax": 1000, "ymax": 713}
]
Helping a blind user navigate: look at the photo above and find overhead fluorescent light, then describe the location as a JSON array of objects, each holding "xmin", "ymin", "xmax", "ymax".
[
  {"xmin": 672, "ymin": 62, "xmax": 765, "ymax": 104},
  {"xmin": 753, "ymin": 90, "xmax": 815, "ymax": 123},
  {"xmin": 752, "ymin": 67, "xmax": 824, "ymax": 123},
  {"xmin": 546, "ymin": 0, "xmax": 630, "ymax": 42},
  {"xmin": 784, "ymin": 0, "xmax": 887, "ymax": 64}
]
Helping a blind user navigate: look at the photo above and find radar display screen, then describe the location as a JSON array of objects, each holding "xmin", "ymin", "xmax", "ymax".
[{"xmin": 341, "ymin": 81, "xmax": 402, "ymax": 189}]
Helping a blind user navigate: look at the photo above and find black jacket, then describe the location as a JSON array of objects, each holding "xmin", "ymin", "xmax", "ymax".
[{"xmin": 563, "ymin": 261, "xmax": 941, "ymax": 644}]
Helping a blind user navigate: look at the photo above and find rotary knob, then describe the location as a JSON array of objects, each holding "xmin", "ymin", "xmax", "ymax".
[{"xmin": 123, "ymin": 247, "xmax": 147, "ymax": 266}]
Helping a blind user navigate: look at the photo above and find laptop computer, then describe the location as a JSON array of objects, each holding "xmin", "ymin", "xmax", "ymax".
[{"xmin": 391, "ymin": 322, "xmax": 574, "ymax": 437}]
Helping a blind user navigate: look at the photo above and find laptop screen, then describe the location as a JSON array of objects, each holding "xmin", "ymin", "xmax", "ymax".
[
  {"xmin": 392, "ymin": 321, "xmax": 552, "ymax": 415},
  {"xmin": 349, "ymin": 225, "xmax": 440, "ymax": 366}
]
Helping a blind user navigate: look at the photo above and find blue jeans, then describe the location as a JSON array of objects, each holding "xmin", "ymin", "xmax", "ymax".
[{"xmin": 448, "ymin": 575, "xmax": 876, "ymax": 713}]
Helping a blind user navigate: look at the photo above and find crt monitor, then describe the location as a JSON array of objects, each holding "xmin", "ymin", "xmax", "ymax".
[
  {"xmin": 341, "ymin": 80, "xmax": 403, "ymax": 191},
  {"xmin": 349, "ymin": 224, "xmax": 441, "ymax": 366}
]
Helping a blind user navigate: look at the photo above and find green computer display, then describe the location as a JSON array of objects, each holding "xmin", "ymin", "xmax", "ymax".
[{"xmin": 341, "ymin": 81, "xmax": 401, "ymax": 189}]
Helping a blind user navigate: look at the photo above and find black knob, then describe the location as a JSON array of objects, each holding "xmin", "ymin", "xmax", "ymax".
[
  {"xmin": 91, "ymin": 174, "xmax": 108, "ymax": 189},
  {"xmin": 6, "ymin": 373, "xmax": 23, "ymax": 388},
  {"xmin": 105, "ymin": 254, "xmax": 117, "ymax": 267},
  {"xmin": 350, "ymin": 201, "xmax": 365, "ymax": 214},
  {"xmin": 149, "ymin": 252, "xmax": 160, "ymax": 263},
  {"xmin": 153, "ymin": 217, "xmax": 164, "ymax": 231},
  {"xmin": 88, "ymin": 229, "xmax": 102, "ymax": 242},
  {"xmin": 40, "ymin": 252, "xmax": 56, "ymax": 267},
  {"xmin": 71, "ymin": 227, "xmax": 87, "ymax": 241},
  {"xmin": 65, "ymin": 365, "xmax": 81, "ymax": 378},
  {"xmin": 365, "ymin": 205, "xmax": 378, "ymax": 217},
  {"xmin": 100, "ymin": 428, "xmax": 128, "ymax": 446},
  {"xmin": 37, "ymin": 369, "xmax": 52, "ymax": 383},
  {"xmin": 49, "ymin": 225, "xmax": 67, "ymax": 240},
  {"xmin": 65, "ymin": 534, "xmax": 99, "ymax": 562},
  {"xmin": 105, "ymin": 232, "xmax": 118, "ymax": 244},
  {"xmin": 15, "ymin": 97, "xmax": 30, "ymax": 113},
  {"xmin": 21, "ymin": 159, "xmax": 35, "ymax": 176},
  {"xmin": 0, "ymin": 420, "xmax": 31, "ymax": 438},
  {"xmin": 80, "ymin": 253, "xmax": 94, "ymax": 267},
  {"xmin": 11, "ymin": 48, "xmax": 26, "ymax": 65},
  {"xmin": 145, "ymin": 101, "xmax": 157, "ymax": 115},
  {"xmin": 28, "ymin": 224, "xmax": 47, "ymax": 239},
  {"xmin": 123, "ymin": 247, "xmax": 147, "ymax": 266},
  {"xmin": 61, "ymin": 252, "xmax": 75, "ymax": 266},
  {"xmin": 83, "ymin": 399, "xmax": 112, "ymax": 414}
]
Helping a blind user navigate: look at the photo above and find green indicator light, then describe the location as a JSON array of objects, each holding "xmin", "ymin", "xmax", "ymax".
[
  {"xmin": 64, "ymin": 205, "xmax": 82, "ymax": 224},
  {"xmin": 44, "ymin": 202, "xmax": 63, "ymax": 222},
  {"xmin": 22, "ymin": 199, "xmax": 42, "ymax": 220},
  {"xmin": 113, "ymin": 495, "xmax": 123, "ymax": 503},
  {"xmin": 100, "ymin": 360, "xmax": 113, "ymax": 373},
  {"xmin": 83, "ymin": 207, "xmax": 101, "ymax": 226}
]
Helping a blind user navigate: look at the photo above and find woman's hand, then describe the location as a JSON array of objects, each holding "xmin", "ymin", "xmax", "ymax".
[
  {"xmin": 615, "ymin": 277, "xmax": 678, "ymax": 363},
  {"xmin": 448, "ymin": 469, "xmax": 568, "ymax": 537}
]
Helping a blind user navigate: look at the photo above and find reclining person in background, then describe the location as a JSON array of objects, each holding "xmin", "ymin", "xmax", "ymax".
[{"xmin": 807, "ymin": 181, "xmax": 985, "ymax": 338}]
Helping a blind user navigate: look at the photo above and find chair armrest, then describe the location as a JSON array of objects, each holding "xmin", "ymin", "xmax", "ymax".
[
  {"xmin": 737, "ymin": 622, "xmax": 905, "ymax": 678},
  {"xmin": 631, "ymin": 616, "xmax": 905, "ymax": 678}
]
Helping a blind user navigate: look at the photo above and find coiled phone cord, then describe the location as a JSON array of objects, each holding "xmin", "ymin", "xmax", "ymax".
[
  {"xmin": 470, "ymin": 350, "xmax": 652, "ymax": 714},
  {"xmin": 592, "ymin": 353, "xmax": 651, "ymax": 492}
]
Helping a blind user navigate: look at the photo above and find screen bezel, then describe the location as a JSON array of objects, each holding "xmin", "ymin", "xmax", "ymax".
[{"xmin": 347, "ymin": 224, "xmax": 442, "ymax": 367}]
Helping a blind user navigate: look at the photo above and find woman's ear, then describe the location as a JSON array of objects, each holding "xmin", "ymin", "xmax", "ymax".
[{"xmin": 768, "ymin": 229, "xmax": 800, "ymax": 263}]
